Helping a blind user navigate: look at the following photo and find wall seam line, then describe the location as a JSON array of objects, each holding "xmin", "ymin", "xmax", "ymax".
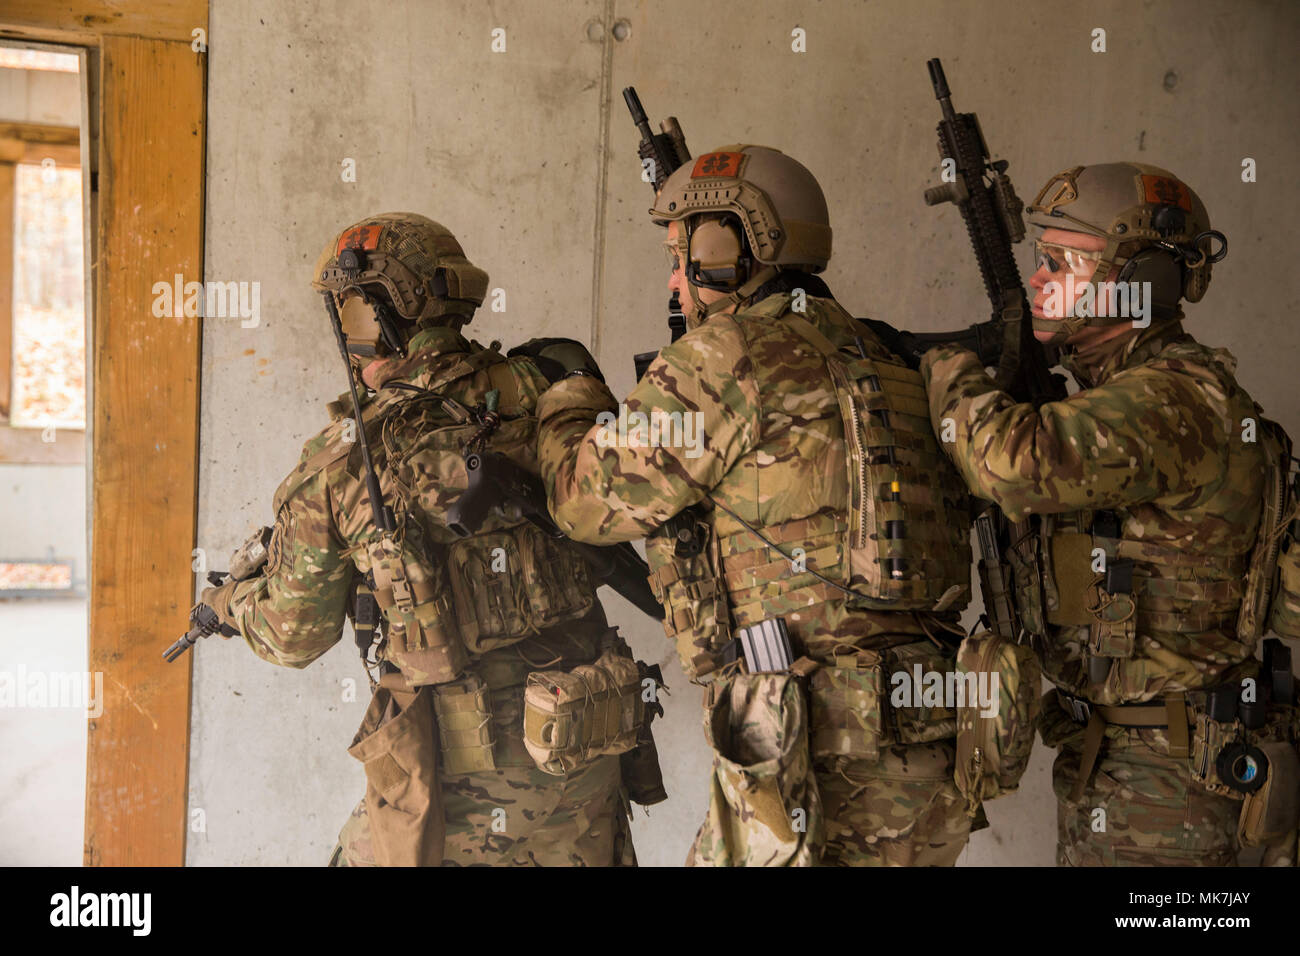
[{"xmin": 588, "ymin": 0, "xmax": 617, "ymax": 359}]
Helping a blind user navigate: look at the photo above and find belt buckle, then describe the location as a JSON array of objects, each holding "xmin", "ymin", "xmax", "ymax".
[{"xmin": 1068, "ymin": 696, "xmax": 1092, "ymax": 723}]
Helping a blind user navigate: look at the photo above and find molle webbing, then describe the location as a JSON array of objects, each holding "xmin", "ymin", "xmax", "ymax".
[
  {"xmin": 715, "ymin": 512, "xmax": 846, "ymax": 625},
  {"xmin": 778, "ymin": 312, "xmax": 971, "ymax": 609}
]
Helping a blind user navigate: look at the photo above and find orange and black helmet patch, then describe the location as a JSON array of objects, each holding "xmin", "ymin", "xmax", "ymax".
[
  {"xmin": 335, "ymin": 224, "xmax": 384, "ymax": 255},
  {"xmin": 1141, "ymin": 175, "xmax": 1192, "ymax": 211},
  {"xmin": 691, "ymin": 151, "xmax": 745, "ymax": 179}
]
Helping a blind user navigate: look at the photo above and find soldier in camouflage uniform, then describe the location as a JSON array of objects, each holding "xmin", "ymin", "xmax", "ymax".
[
  {"xmin": 535, "ymin": 145, "xmax": 977, "ymax": 866},
  {"xmin": 923, "ymin": 163, "xmax": 1294, "ymax": 866},
  {"xmin": 199, "ymin": 213, "xmax": 636, "ymax": 866}
]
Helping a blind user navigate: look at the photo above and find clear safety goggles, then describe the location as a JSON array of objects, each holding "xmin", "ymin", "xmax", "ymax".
[
  {"xmin": 661, "ymin": 237, "xmax": 685, "ymax": 273},
  {"xmin": 1033, "ymin": 239, "xmax": 1103, "ymax": 276}
]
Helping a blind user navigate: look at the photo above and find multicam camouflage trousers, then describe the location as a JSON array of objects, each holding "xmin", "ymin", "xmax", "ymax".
[
  {"xmin": 1041, "ymin": 693, "xmax": 1250, "ymax": 866},
  {"xmin": 815, "ymin": 741, "xmax": 971, "ymax": 866},
  {"xmin": 329, "ymin": 754, "xmax": 635, "ymax": 866}
]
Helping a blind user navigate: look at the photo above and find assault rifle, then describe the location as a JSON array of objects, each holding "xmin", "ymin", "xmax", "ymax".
[
  {"xmin": 918, "ymin": 57, "xmax": 1066, "ymax": 407},
  {"xmin": 446, "ymin": 450, "xmax": 665, "ymax": 622},
  {"xmin": 624, "ymin": 87, "xmax": 691, "ymax": 381},
  {"xmin": 919, "ymin": 57, "xmax": 1067, "ymax": 645},
  {"xmin": 163, "ymin": 528, "xmax": 269, "ymax": 661}
]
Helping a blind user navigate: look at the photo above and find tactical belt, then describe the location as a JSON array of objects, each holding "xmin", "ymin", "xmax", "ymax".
[{"xmin": 1059, "ymin": 690, "xmax": 1195, "ymax": 803}]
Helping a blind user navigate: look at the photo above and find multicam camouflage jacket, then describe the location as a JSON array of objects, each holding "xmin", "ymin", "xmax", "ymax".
[
  {"xmin": 205, "ymin": 324, "xmax": 609, "ymax": 684},
  {"xmin": 536, "ymin": 291, "xmax": 973, "ymax": 668},
  {"xmin": 921, "ymin": 319, "xmax": 1268, "ymax": 704}
]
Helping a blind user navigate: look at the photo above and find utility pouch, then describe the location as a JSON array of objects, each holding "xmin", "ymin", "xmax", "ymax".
[
  {"xmin": 1005, "ymin": 521, "xmax": 1047, "ymax": 638},
  {"xmin": 515, "ymin": 523, "xmax": 596, "ymax": 630},
  {"xmin": 522, "ymin": 646, "xmax": 643, "ymax": 775},
  {"xmin": 953, "ymin": 631, "xmax": 1042, "ymax": 815},
  {"xmin": 1270, "ymin": 535, "xmax": 1300, "ymax": 640},
  {"xmin": 692, "ymin": 671, "xmax": 823, "ymax": 867},
  {"xmin": 1191, "ymin": 710, "xmax": 1246, "ymax": 798},
  {"xmin": 807, "ymin": 649, "xmax": 885, "ymax": 762},
  {"xmin": 887, "ymin": 642, "xmax": 960, "ymax": 745},
  {"xmin": 347, "ymin": 685, "xmax": 443, "ymax": 867},
  {"xmin": 1238, "ymin": 740, "xmax": 1300, "ymax": 847},
  {"xmin": 369, "ymin": 533, "xmax": 466, "ymax": 686},
  {"xmin": 445, "ymin": 530, "xmax": 532, "ymax": 653},
  {"xmin": 646, "ymin": 517, "xmax": 733, "ymax": 679},
  {"xmin": 1045, "ymin": 530, "xmax": 1097, "ymax": 627},
  {"xmin": 431, "ymin": 674, "xmax": 496, "ymax": 775}
]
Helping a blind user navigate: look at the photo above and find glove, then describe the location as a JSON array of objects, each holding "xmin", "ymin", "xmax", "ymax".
[
  {"xmin": 198, "ymin": 578, "xmax": 242, "ymax": 638},
  {"xmin": 508, "ymin": 337, "xmax": 606, "ymax": 384}
]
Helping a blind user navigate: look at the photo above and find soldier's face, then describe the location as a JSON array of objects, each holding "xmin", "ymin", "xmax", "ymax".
[{"xmin": 1029, "ymin": 228, "xmax": 1130, "ymax": 348}]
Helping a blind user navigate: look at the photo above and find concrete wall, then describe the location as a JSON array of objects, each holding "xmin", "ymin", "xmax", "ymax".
[
  {"xmin": 0, "ymin": 65, "xmax": 79, "ymax": 126},
  {"xmin": 194, "ymin": 0, "xmax": 1300, "ymax": 866}
]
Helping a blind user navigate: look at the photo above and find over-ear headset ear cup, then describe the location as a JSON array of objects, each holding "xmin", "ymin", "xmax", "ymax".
[
  {"xmin": 1116, "ymin": 248, "xmax": 1183, "ymax": 318},
  {"xmin": 687, "ymin": 217, "xmax": 750, "ymax": 291},
  {"xmin": 1183, "ymin": 260, "xmax": 1212, "ymax": 303}
]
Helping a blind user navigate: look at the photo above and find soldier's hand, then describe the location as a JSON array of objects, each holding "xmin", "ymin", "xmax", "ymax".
[
  {"xmin": 509, "ymin": 337, "xmax": 606, "ymax": 384},
  {"xmin": 197, "ymin": 580, "xmax": 241, "ymax": 638}
]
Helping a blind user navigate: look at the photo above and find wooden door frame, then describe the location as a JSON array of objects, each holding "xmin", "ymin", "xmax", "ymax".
[{"xmin": 0, "ymin": 1, "xmax": 208, "ymax": 866}]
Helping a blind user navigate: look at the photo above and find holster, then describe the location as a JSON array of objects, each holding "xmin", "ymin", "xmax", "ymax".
[{"xmin": 347, "ymin": 683, "xmax": 444, "ymax": 867}]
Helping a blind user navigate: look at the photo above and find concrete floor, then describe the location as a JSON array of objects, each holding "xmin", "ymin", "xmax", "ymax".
[{"xmin": 0, "ymin": 598, "xmax": 87, "ymax": 866}]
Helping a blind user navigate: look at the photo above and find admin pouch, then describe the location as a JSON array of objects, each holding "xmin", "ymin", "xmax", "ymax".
[
  {"xmin": 953, "ymin": 630, "xmax": 1042, "ymax": 815},
  {"xmin": 691, "ymin": 670, "xmax": 824, "ymax": 867},
  {"xmin": 347, "ymin": 683, "xmax": 443, "ymax": 867}
]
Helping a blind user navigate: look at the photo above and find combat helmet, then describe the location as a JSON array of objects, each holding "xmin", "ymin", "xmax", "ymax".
[
  {"xmin": 649, "ymin": 145, "xmax": 832, "ymax": 323},
  {"xmin": 1025, "ymin": 163, "xmax": 1226, "ymax": 340},
  {"xmin": 312, "ymin": 213, "xmax": 489, "ymax": 358}
]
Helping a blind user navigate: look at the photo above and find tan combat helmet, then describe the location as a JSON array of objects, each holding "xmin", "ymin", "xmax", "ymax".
[
  {"xmin": 649, "ymin": 145, "xmax": 832, "ymax": 323},
  {"xmin": 312, "ymin": 213, "xmax": 489, "ymax": 357},
  {"xmin": 1025, "ymin": 162, "xmax": 1226, "ymax": 338}
]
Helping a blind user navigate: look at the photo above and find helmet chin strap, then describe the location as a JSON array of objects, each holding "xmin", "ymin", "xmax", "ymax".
[{"xmin": 685, "ymin": 265, "xmax": 780, "ymax": 327}]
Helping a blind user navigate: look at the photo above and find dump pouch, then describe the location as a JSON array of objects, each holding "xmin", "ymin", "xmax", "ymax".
[
  {"xmin": 347, "ymin": 685, "xmax": 443, "ymax": 867},
  {"xmin": 953, "ymin": 631, "xmax": 1042, "ymax": 815},
  {"xmin": 691, "ymin": 671, "xmax": 823, "ymax": 867},
  {"xmin": 522, "ymin": 646, "xmax": 644, "ymax": 775}
]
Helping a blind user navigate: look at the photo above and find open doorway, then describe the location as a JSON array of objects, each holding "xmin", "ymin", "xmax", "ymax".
[{"xmin": 0, "ymin": 43, "xmax": 91, "ymax": 865}]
